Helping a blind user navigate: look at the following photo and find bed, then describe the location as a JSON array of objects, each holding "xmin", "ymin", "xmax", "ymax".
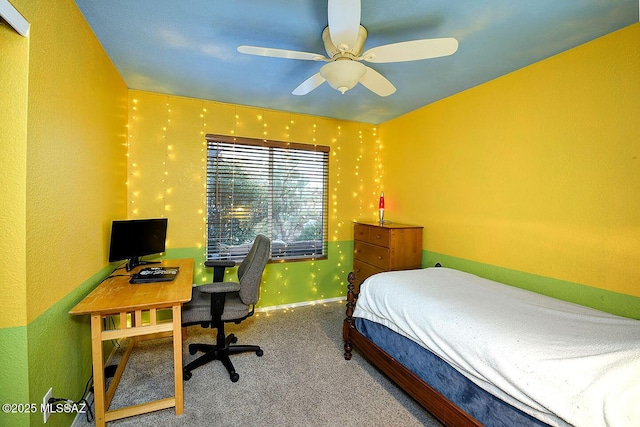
[{"xmin": 343, "ymin": 267, "xmax": 640, "ymax": 427}]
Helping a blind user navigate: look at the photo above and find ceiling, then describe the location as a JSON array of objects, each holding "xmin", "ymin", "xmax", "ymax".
[{"xmin": 74, "ymin": 0, "xmax": 638, "ymax": 124}]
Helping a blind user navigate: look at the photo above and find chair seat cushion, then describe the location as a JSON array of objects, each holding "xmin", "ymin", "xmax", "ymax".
[
  {"xmin": 182, "ymin": 287, "xmax": 252, "ymax": 325},
  {"xmin": 196, "ymin": 281, "xmax": 241, "ymax": 294}
]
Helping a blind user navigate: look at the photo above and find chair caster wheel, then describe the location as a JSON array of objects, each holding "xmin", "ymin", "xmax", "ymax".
[
  {"xmin": 189, "ymin": 347, "xmax": 197, "ymax": 355},
  {"xmin": 230, "ymin": 335, "xmax": 238, "ymax": 344},
  {"xmin": 256, "ymin": 349, "xmax": 264, "ymax": 357},
  {"xmin": 184, "ymin": 370, "xmax": 192, "ymax": 381},
  {"xmin": 230, "ymin": 372, "xmax": 239, "ymax": 382}
]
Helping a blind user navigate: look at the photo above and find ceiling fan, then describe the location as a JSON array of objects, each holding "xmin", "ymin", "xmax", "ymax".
[{"xmin": 237, "ymin": 0, "xmax": 458, "ymax": 97}]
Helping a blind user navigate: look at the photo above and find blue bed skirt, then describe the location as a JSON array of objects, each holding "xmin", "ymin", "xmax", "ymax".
[{"xmin": 355, "ymin": 317, "xmax": 548, "ymax": 427}]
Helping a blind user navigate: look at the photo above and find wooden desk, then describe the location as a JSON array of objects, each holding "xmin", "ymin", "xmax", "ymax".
[{"xmin": 69, "ymin": 258, "xmax": 193, "ymax": 426}]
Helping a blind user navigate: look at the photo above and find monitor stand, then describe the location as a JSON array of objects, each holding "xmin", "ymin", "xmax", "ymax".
[{"xmin": 126, "ymin": 256, "xmax": 161, "ymax": 272}]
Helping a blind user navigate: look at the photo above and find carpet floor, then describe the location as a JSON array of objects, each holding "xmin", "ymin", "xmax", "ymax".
[{"xmin": 76, "ymin": 301, "xmax": 442, "ymax": 426}]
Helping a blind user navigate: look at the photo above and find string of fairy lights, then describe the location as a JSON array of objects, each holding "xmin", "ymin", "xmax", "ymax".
[
  {"xmin": 373, "ymin": 126, "xmax": 383, "ymax": 216},
  {"xmin": 127, "ymin": 98, "xmax": 137, "ymax": 216},
  {"xmin": 198, "ymin": 102, "xmax": 207, "ymax": 252},
  {"xmin": 127, "ymin": 93, "xmax": 384, "ymax": 305},
  {"xmin": 332, "ymin": 124, "xmax": 343, "ymax": 289},
  {"xmin": 162, "ymin": 100, "xmax": 171, "ymax": 219}
]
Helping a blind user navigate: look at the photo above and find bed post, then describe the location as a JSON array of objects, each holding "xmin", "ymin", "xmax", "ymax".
[{"xmin": 343, "ymin": 271, "xmax": 357, "ymax": 360}]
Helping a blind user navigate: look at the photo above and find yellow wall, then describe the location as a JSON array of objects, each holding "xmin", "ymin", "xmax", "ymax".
[
  {"xmin": 0, "ymin": 14, "xmax": 29, "ymax": 328},
  {"xmin": 0, "ymin": 10, "xmax": 31, "ymax": 425},
  {"xmin": 17, "ymin": 0, "xmax": 129, "ymax": 324},
  {"xmin": 381, "ymin": 23, "xmax": 640, "ymax": 297},
  {"xmin": 0, "ymin": 1, "xmax": 128, "ymax": 426},
  {"xmin": 127, "ymin": 90, "xmax": 382, "ymax": 300},
  {"xmin": 128, "ymin": 91, "xmax": 382, "ymax": 242}
]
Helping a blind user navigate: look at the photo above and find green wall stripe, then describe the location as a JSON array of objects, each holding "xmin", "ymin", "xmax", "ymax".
[
  {"xmin": 0, "ymin": 326, "xmax": 29, "ymax": 427},
  {"xmin": 27, "ymin": 265, "xmax": 115, "ymax": 426},
  {"xmin": 424, "ymin": 251, "xmax": 640, "ymax": 319},
  {"xmin": 1, "ymin": 264, "xmax": 118, "ymax": 427},
  {"xmin": 166, "ymin": 240, "xmax": 354, "ymax": 308}
]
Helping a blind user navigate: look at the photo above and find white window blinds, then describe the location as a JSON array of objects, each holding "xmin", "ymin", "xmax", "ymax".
[{"xmin": 206, "ymin": 134, "xmax": 329, "ymax": 261}]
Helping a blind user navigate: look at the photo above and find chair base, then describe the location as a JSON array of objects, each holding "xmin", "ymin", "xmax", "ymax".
[{"xmin": 183, "ymin": 333, "xmax": 263, "ymax": 382}]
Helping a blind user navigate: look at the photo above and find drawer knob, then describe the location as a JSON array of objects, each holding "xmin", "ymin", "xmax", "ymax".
[{"xmin": 378, "ymin": 256, "xmax": 382, "ymax": 260}]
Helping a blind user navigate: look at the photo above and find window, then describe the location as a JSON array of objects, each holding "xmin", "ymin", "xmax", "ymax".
[{"xmin": 206, "ymin": 134, "xmax": 329, "ymax": 261}]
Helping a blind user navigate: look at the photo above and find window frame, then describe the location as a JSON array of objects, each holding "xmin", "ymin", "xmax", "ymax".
[{"xmin": 205, "ymin": 133, "xmax": 330, "ymax": 263}]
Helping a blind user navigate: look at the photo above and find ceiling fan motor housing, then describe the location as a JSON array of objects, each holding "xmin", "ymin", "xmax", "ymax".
[{"xmin": 322, "ymin": 25, "xmax": 368, "ymax": 58}]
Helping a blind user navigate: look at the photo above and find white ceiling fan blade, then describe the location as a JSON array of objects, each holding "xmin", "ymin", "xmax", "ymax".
[
  {"xmin": 360, "ymin": 66, "xmax": 396, "ymax": 97},
  {"xmin": 292, "ymin": 73, "xmax": 326, "ymax": 96},
  {"xmin": 238, "ymin": 45, "xmax": 327, "ymax": 61},
  {"xmin": 361, "ymin": 37, "xmax": 459, "ymax": 63},
  {"xmin": 327, "ymin": 0, "xmax": 360, "ymax": 51}
]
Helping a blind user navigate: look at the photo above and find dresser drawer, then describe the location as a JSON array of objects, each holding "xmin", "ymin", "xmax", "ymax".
[
  {"xmin": 353, "ymin": 260, "xmax": 385, "ymax": 285},
  {"xmin": 354, "ymin": 241, "xmax": 390, "ymax": 269},
  {"xmin": 354, "ymin": 224, "xmax": 369, "ymax": 242},
  {"xmin": 354, "ymin": 223, "xmax": 391, "ymax": 247},
  {"xmin": 366, "ymin": 227, "xmax": 390, "ymax": 247}
]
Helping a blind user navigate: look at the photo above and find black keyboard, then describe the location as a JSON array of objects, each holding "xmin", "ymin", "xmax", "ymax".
[{"xmin": 130, "ymin": 267, "xmax": 179, "ymax": 284}]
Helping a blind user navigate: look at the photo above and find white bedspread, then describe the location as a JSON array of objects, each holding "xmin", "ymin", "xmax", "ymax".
[{"xmin": 353, "ymin": 267, "xmax": 640, "ymax": 427}]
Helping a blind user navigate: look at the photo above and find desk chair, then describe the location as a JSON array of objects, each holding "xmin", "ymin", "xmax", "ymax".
[{"xmin": 182, "ymin": 235, "xmax": 271, "ymax": 382}]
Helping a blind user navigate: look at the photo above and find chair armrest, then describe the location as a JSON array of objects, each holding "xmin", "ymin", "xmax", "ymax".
[
  {"xmin": 204, "ymin": 260, "xmax": 236, "ymax": 282},
  {"xmin": 195, "ymin": 282, "xmax": 241, "ymax": 294},
  {"xmin": 204, "ymin": 260, "xmax": 236, "ymax": 268}
]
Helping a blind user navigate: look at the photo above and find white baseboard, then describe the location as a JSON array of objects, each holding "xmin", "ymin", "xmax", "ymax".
[
  {"xmin": 70, "ymin": 390, "xmax": 93, "ymax": 427},
  {"xmin": 256, "ymin": 296, "xmax": 345, "ymax": 313}
]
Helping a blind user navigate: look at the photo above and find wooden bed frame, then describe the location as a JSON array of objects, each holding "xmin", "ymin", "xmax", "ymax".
[{"xmin": 343, "ymin": 272, "xmax": 482, "ymax": 427}]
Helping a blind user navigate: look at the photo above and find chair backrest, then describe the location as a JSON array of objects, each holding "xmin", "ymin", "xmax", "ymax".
[{"xmin": 237, "ymin": 234, "xmax": 271, "ymax": 305}]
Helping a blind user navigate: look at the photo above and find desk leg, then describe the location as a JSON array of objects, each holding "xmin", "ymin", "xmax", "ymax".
[
  {"xmin": 91, "ymin": 314, "xmax": 106, "ymax": 427},
  {"xmin": 172, "ymin": 304, "xmax": 184, "ymax": 415}
]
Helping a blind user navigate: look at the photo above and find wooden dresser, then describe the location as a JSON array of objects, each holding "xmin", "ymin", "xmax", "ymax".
[{"xmin": 352, "ymin": 221, "xmax": 423, "ymax": 293}]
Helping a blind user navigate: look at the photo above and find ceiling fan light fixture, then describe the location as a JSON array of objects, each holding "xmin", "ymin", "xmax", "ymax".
[{"xmin": 320, "ymin": 60, "xmax": 366, "ymax": 94}]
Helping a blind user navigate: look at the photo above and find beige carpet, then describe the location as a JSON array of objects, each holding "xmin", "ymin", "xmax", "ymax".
[{"xmin": 76, "ymin": 301, "xmax": 442, "ymax": 426}]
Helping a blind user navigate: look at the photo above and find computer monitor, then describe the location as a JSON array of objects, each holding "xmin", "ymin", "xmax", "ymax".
[{"xmin": 108, "ymin": 218, "xmax": 168, "ymax": 271}]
